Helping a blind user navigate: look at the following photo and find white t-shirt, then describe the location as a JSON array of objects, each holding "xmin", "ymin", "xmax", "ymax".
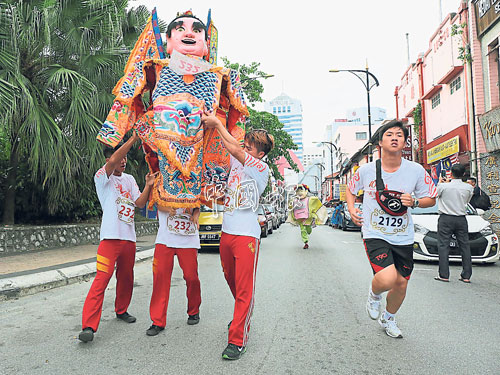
[
  {"xmin": 348, "ymin": 158, "xmax": 437, "ymax": 245},
  {"xmin": 155, "ymin": 209, "xmax": 201, "ymax": 249},
  {"xmin": 94, "ymin": 166, "xmax": 141, "ymax": 242},
  {"xmin": 222, "ymin": 153, "xmax": 269, "ymax": 239}
]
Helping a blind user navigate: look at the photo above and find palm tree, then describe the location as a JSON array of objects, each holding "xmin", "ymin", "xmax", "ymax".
[{"xmin": 0, "ymin": 0, "xmax": 151, "ymax": 224}]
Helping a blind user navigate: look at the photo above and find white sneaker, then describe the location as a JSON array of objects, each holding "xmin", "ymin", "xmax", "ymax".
[
  {"xmin": 366, "ymin": 295, "xmax": 382, "ymax": 320},
  {"xmin": 378, "ymin": 315, "xmax": 403, "ymax": 338}
]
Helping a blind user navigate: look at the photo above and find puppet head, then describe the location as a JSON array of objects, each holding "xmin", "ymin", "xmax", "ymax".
[
  {"xmin": 166, "ymin": 11, "xmax": 208, "ymax": 58},
  {"xmin": 295, "ymin": 184, "xmax": 310, "ymax": 199}
]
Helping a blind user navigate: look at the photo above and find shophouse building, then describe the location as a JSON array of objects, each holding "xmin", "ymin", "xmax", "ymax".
[{"xmin": 395, "ymin": 3, "xmax": 472, "ymax": 182}]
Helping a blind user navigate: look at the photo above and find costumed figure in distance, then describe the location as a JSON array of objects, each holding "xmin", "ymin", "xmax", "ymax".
[{"xmin": 288, "ymin": 184, "xmax": 327, "ymax": 249}]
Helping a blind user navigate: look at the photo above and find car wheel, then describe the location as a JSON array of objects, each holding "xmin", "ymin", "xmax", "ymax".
[
  {"xmin": 342, "ymin": 220, "xmax": 347, "ymax": 231},
  {"xmin": 269, "ymin": 226, "xmax": 273, "ymax": 234},
  {"xmin": 261, "ymin": 228, "xmax": 268, "ymax": 238}
]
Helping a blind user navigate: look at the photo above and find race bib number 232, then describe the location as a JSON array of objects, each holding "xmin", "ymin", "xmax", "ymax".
[
  {"xmin": 167, "ymin": 214, "xmax": 197, "ymax": 236},
  {"xmin": 116, "ymin": 197, "xmax": 135, "ymax": 225}
]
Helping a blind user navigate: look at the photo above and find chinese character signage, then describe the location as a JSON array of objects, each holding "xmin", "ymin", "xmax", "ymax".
[
  {"xmin": 480, "ymin": 151, "xmax": 500, "ymax": 233},
  {"xmin": 474, "ymin": 0, "xmax": 500, "ymax": 36},
  {"xmin": 478, "ymin": 106, "xmax": 500, "ymax": 152}
]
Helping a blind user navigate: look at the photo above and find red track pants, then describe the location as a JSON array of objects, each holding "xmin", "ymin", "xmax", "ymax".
[
  {"xmin": 81, "ymin": 239, "xmax": 136, "ymax": 331},
  {"xmin": 219, "ymin": 232, "xmax": 260, "ymax": 347},
  {"xmin": 149, "ymin": 245, "xmax": 201, "ymax": 327}
]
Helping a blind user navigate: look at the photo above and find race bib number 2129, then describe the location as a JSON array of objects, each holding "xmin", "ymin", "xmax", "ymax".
[{"xmin": 370, "ymin": 208, "xmax": 408, "ymax": 235}]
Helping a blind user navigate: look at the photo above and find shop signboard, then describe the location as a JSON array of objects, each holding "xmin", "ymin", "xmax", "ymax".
[
  {"xmin": 426, "ymin": 136, "xmax": 459, "ymax": 164},
  {"xmin": 339, "ymin": 184, "xmax": 347, "ymax": 201},
  {"xmin": 334, "ymin": 183, "xmax": 340, "ymax": 200},
  {"xmin": 478, "ymin": 106, "xmax": 500, "ymax": 152},
  {"xmin": 474, "ymin": 0, "xmax": 500, "ymax": 36},
  {"xmin": 480, "ymin": 152, "xmax": 500, "ymax": 234}
]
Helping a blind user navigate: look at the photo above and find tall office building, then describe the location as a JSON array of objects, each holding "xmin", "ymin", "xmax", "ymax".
[{"xmin": 264, "ymin": 93, "xmax": 304, "ymax": 161}]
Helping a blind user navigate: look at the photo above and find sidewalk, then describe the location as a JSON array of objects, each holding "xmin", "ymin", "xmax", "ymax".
[{"xmin": 0, "ymin": 234, "xmax": 157, "ymax": 301}]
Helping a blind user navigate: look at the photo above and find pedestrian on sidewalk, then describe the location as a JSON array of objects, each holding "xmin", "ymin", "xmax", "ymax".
[
  {"xmin": 202, "ymin": 112, "xmax": 274, "ymax": 360},
  {"xmin": 466, "ymin": 176, "xmax": 491, "ymax": 212},
  {"xmin": 435, "ymin": 164, "xmax": 474, "ymax": 283},
  {"xmin": 79, "ymin": 132, "xmax": 158, "ymax": 343},
  {"xmin": 146, "ymin": 206, "xmax": 201, "ymax": 336},
  {"xmin": 346, "ymin": 120, "xmax": 437, "ymax": 339}
]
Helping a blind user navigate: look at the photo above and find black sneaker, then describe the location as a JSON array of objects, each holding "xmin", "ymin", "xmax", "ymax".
[
  {"xmin": 146, "ymin": 325, "xmax": 164, "ymax": 336},
  {"xmin": 78, "ymin": 327, "xmax": 94, "ymax": 343},
  {"xmin": 116, "ymin": 312, "xmax": 136, "ymax": 323},
  {"xmin": 222, "ymin": 343, "xmax": 246, "ymax": 360},
  {"xmin": 187, "ymin": 314, "xmax": 200, "ymax": 325}
]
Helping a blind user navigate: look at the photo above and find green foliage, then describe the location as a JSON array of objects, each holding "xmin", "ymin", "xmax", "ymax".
[
  {"xmin": 221, "ymin": 58, "xmax": 299, "ymax": 181},
  {"xmin": 0, "ymin": 0, "xmax": 155, "ymax": 224},
  {"xmin": 412, "ymin": 102, "xmax": 423, "ymax": 164},
  {"xmin": 451, "ymin": 22, "xmax": 472, "ymax": 64},
  {"xmin": 221, "ymin": 57, "xmax": 269, "ymax": 106}
]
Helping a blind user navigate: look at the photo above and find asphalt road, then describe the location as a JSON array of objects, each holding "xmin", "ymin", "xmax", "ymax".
[{"xmin": 1, "ymin": 224, "xmax": 500, "ymax": 375}]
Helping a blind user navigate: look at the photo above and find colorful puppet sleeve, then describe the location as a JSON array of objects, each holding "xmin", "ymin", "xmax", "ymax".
[{"xmin": 97, "ymin": 12, "xmax": 164, "ymax": 148}]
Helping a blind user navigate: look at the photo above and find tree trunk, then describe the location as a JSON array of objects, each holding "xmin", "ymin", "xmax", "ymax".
[{"xmin": 2, "ymin": 140, "xmax": 19, "ymax": 225}]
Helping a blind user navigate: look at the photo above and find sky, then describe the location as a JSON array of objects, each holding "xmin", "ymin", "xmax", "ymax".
[{"xmin": 133, "ymin": 0, "xmax": 464, "ymax": 146}]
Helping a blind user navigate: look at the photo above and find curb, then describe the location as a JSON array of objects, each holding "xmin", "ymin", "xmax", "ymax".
[{"xmin": 0, "ymin": 248, "xmax": 154, "ymax": 301}]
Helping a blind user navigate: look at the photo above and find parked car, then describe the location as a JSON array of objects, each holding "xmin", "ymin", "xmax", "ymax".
[
  {"xmin": 198, "ymin": 204, "xmax": 224, "ymax": 251},
  {"xmin": 263, "ymin": 204, "xmax": 279, "ymax": 230},
  {"xmin": 326, "ymin": 207, "xmax": 335, "ymax": 226},
  {"xmin": 257, "ymin": 205, "xmax": 270, "ymax": 238},
  {"xmin": 412, "ymin": 203, "xmax": 499, "ymax": 263},
  {"xmin": 260, "ymin": 205, "xmax": 274, "ymax": 234},
  {"xmin": 339, "ymin": 202, "xmax": 362, "ymax": 231}
]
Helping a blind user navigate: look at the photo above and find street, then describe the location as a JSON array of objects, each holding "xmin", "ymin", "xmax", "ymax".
[{"xmin": 1, "ymin": 224, "xmax": 500, "ymax": 375}]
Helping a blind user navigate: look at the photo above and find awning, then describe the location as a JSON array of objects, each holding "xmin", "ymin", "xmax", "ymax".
[
  {"xmin": 421, "ymin": 84, "xmax": 443, "ymax": 100},
  {"xmin": 437, "ymin": 66, "xmax": 464, "ymax": 85}
]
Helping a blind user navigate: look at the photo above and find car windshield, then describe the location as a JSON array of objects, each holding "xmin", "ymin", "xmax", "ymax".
[
  {"xmin": 200, "ymin": 204, "xmax": 225, "ymax": 213},
  {"xmin": 343, "ymin": 203, "xmax": 361, "ymax": 209},
  {"xmin": 411, "ymin": 203, "xmax": 477, "ymax": 215}
]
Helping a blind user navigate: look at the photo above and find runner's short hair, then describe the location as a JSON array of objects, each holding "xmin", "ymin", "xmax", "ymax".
[
  {"xmin": 451, "ymin": 164, "xmax": 466, "ymax": 178},
  {"xmin": 245, "ymin": 129, "xmax": 275, "ymax": 156},
  {"xmin": 103, "ymin": 144, "xmax": 125, "ymax": 159},
  {"xmin": 378, "ymin": 120, "xmax": 409, "ymax": 142}
]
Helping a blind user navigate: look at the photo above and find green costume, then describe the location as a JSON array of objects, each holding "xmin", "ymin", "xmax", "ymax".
[{"xmin": 288, "ymin": 188, "xmax": 328, "ymax": 247}]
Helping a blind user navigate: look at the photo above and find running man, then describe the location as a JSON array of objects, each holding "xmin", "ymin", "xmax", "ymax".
[
  {"xmin": 346, "ymin": 120, "xmax": 437, "ymax": 338},
  {"xmin": 79, "ymin": 132, "xmax": 158, "ymax": 343},
  {"xmin": 202, "ymin": 112, "xmax": 274, "ymax": 360},
  {"xmin": 146, "ymin": 206, "xmax": 202, "ymax": 336}
]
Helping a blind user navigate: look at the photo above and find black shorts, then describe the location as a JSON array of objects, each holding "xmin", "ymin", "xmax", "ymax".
[{"xmin": 363, "ymin": 238, "xmax": 414, "ymax": 280}]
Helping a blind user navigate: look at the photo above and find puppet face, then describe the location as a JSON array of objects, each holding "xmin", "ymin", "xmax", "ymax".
[
  {"xmin": 166, "ymin": 17, "xmax": 208, "ymax": 57},
  {"xmin": 296, "ymin": 186, "xmax": 308, "ymax": 199}
]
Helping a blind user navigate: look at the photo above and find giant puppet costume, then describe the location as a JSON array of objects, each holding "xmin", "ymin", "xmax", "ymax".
[
  {"xmin": 97, "ymin": 9, "xmax": 247, "ymax": 209},
  {"xmin": 288, "ymin": 184, "xmax": 328, "ymax": 249}
]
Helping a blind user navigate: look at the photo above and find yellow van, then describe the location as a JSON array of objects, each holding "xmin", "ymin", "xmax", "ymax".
[{"xmin": 199, "ymin": 204, "xmax": 224, "ymax": 251}]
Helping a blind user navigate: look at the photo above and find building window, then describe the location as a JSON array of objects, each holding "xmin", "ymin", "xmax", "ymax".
[
  {"xmin": 288, "ymin": 106, "xmax": 291, "ymax": 112},
  {"xmin": 450, "ymin": 76, "xmax": 461, "ymax": 94},
  {"xmin": 431, "ymin": 93, "xmax": 440, "ymax": 109},
  {"xmin": 355, "ymin": 132, "xmax": 367, "ymax": 140},
  {"xmin": 273, "ymin": 107, "xmax": 276, "ymax": 113},
  {"xmin": 278, "ymin": 107, "xmax": 281, "ymax": 113}
]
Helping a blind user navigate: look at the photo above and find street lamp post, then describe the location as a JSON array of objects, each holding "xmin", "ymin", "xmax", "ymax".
[
  {"xmin": 329, "ymin": 64, "xmax": 380, "ymax": 161},
  {"xmin": 314, "ymin": 163, "xmax": 325, "ymax": 201},
  {"xmin": 313, "ymin": 141, "xmax": 337, "ymax": 202}
]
